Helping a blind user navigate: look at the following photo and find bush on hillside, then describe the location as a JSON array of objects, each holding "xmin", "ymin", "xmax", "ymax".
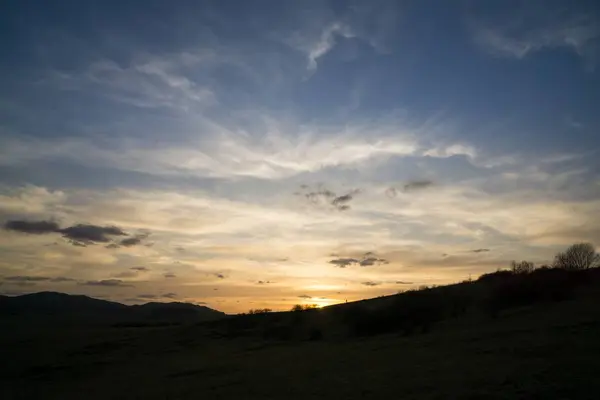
[{"xmin": 248, "ymin": 308, "xmax": 272, "ymax": 314}]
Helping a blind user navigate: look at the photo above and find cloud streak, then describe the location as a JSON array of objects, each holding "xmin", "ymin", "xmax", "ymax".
[{"xmin": 81, "ymin": 279, "xmax": 133, "ymax": 287}]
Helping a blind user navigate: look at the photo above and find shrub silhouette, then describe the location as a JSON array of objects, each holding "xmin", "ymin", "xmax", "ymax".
[
  {"xmin": 248, "ymin": 308, "xmax": 272, "ymax": 314},
  {"xmin": 344, "ymin": 288, "xmax": 447, "ymax": 337},
  {"xmin": 291, "ymin": 304, "xmax": 318, "ymax": 312},
  {"xmin": 478, "ymin": 269, "xmax": 513, "ymax": 282},
  {"xmin": 553, "ymin": 242, "xmax": 599, "ymax": 270},
  {"xmin": 483, "ymin": 267, "xmax": 583, "ymax": 318}
]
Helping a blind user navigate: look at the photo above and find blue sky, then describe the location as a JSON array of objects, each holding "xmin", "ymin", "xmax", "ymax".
[{"xmin": 1, "ymin": 0, "xmax": 599, "ymax": 312}]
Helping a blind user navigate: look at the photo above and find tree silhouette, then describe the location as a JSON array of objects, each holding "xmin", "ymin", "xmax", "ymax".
[
  {"xmin": 510, "ymin": 260, "xmax": 535, "ymax": 274},
  {"xmin": 553, "ymin": 242, "xmax": 600, "ymax": 270}
]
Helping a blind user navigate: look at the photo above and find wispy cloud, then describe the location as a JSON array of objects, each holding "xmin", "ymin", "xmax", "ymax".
[
  {"xmin": 56, "ymin": 55, "xmax": 216, "ymax": 111},
  {"xmin": 0, "ymin": 119, "xmax": 422, "ymax": 180},
  {"xmin": 471, "ymin": 9, "xmax": 600, "ymax": 67},
  {"xmin": 305, "ymin": 22, "xmax": 353, "ymax": 72}
]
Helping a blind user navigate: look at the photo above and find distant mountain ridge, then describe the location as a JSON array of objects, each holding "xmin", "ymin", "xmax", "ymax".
[{"xmin": 0, "ymin": 291, "xmax": 226, "ymax": 324}]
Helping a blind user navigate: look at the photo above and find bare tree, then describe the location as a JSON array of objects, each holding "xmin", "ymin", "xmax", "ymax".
[
  {"xmin": 510, "ymin": 260, "xmax": 535, "ymax": 274},
  {"xmin": 553, "ymin": 243, "xmax": 600, "ymax": 270}
]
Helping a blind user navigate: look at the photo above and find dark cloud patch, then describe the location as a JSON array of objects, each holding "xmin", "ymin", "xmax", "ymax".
[
  {"xmin": 4, "ymin": 275, "xmax": 75, "ymax": 283},
  {"xmin": 297, "ymin": 185, "xmax": 360, "ymax": 211},
  {"xmin": 329, "ymin": 258, "xmax": 359, "ymax": 268},
  {"xmin": 4, "ymin": 220, "xmax": 60, "ymax": 234},
  {"xmin": 359, "ymin": 257, "xmax": 389, "ymax": 266},
  {"xmin": 362, "ymin": 281, "xmax": 380, "ymax": 286},
  {"xmin": 303, "ymin": 187, "xmax": 336, "ymax": 205},
  {"xmin": 164, "ymin": 272, "xmax": 176, "ymax": 279},
  {"xmin": 385, "ymin": 187, "xmax": 398, "ymax": 198},
  {"xmin": 131, "ymin": 267, "xmax": 149, "ymax": 272},
  {"xmin": 257, "ymin": 280, "xmax": 272, "ymax": 284},
  {"xmin": 331, "ymin": 189, "xmax": 360, "ymax": 211},
  {"xmin": 471, "ymin": 248, "xmax": 491, "ymax": 253},
  {"xmin": 5, "ymin": 276, "xmax": 51, "ymax": 282},
  {"xmin": 119, "ymin": 233, "xmax": 149, "ymax": 247},
  {"xmin": 164, "ymin": 293, "xmax": 177, "ymax": 299},
  {"xmin": 298, "ymin": 294, "xmax": 312, "ymax": 299},
  {"xmin": 60, "ymin": 224, "xmax": 126, "ymax": 244},
  {"xmin": 329, "ymin": 252, "xmax": 389, "ymax": 268},
  {"xmin": 395, "ymin": 281, "xmax": 413, "ymax": 285},
  {"xmin": 403, "ymin": 180, "xmax": 434, "ymax": 192},
  {"xmin": 332, "ymin": 194, "xmax": 352, "ymax": 206},
  {"xmin": 215, "ymin": 273, "xmax": 225, "ymax": 279},
  {"xmin": 4, "ymin": 219, "xmax": 151, "ymax": 248},
  {"xmin": 81, "ymin": 279, "xmax": 133, "ymax": 287}
]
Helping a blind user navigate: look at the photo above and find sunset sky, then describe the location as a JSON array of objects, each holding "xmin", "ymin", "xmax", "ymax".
[{"xmin": 1, "ymin": 0, "xmax": 600, "ymax": 313}]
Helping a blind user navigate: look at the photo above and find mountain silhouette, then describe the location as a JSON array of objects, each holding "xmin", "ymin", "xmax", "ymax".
[{"xmin": 0, "ymin": 292, "xmax": 225, "ymax": 324}]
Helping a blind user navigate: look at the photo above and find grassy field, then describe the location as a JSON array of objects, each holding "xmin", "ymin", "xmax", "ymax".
[{"xmin": 3, "ymin": 292, "xmax": 600, "ymax": 400}]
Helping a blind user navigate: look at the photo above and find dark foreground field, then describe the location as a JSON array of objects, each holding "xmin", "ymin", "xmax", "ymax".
[{"xmin": 3, "ymin": 293, "xmax": 600, "ymax": 400}]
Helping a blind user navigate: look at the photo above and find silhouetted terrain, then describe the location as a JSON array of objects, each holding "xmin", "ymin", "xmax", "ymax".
[{"xmin": 3, "ymin": 262, "xmax": 600, "ymax": 399}]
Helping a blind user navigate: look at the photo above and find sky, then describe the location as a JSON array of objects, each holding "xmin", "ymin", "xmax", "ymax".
[{"xmin": 1, "ymin": 0, "xmax": 600, "ymax": 313}]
